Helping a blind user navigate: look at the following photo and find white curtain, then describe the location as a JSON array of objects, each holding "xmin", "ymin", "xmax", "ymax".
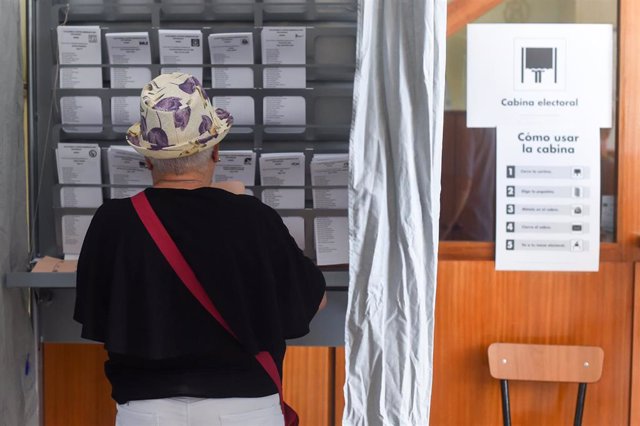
[
  {"xmin": 0, "ymin": 0, "xmax": 37, "ymax": 424},
  {"xmin": 344, "ymin": 0, "xmax": 446, "ymax": 424}
]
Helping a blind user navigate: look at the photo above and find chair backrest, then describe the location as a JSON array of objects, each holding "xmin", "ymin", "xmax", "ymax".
[{"xmin": 488, "ymin": 343, "xmax": 604, "ymax": 384}]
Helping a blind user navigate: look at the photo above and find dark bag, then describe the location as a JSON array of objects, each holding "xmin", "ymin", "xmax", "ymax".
[{"xmin": 132, "ymin": 191, "xmax": 299, "ymax": 426}]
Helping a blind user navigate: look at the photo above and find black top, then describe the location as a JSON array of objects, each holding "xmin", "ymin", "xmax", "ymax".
[{"xmin": 74, "ymin": 187, "xmax": 326, "ymax": 404}]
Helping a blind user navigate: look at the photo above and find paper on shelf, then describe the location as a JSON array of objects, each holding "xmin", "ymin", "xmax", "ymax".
[
  {"xmin": 263, "ymin": 96, "xmax": 306, "ymax": 133},
  {"xmin": 106, "ymin": 32, "xmax": 152, "ymax": 88},
  {"xmin": 282, "ymin": 216, "xmax": 305, "ymax": 250},
  {"xmin": 111, "ymin": 96, "xmax": 139, "ymax": 132},
  {"xmin": 31, "ymin": 256, "xmax": 78, "ymax": 273},
  {"xmin": 57, "ymin": 26, "xmax": 102, "ymax": 89},
  {"xmin": 259, "ymin": 152, "xmax": 305, "ymax": 209},
  {"xmin": 314, "ymin": 216, "xmax": 348, "ymax": 266},
  {"xmin": 311, "ymin": 153, "xmax": 349, "ymax": 209},
  {"xmin": 60, "ymin": 187, "xmax": 103, "ymax": 208},
  {"xmin": 62, "ymin": 215, "xmax": 93, "ymax": 255},
  {"xmin": 261, "ymin": 27, "xmax": 306, "ymax": 89},
  {"xmin": 56, "ymin": 143, "xmax": 102, "ymax": 184},
  {"xmin": 213, "ymin": 150, "xmax": 256, "ymax": 186},
  {"xmin": 213, "ymin": 96, "xmax": 255, "ymax": 128},
  {"xmin": 208, "ymin": 32, "xmax": 254, "ymax": 88},
  {"xmin": 107, "ymin": 146, "xmax": 152, "ymax": 198},
  {"xmin": 159, "ymin": 29, "xmax": 203, "ymax": 84},
  {"xmin": 60, "ymin": 96, "xmax": 103, "ymax": 133}
]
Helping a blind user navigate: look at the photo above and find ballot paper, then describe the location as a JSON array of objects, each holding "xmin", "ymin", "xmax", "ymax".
[
  {"xmin": 60, "ymin": 187, "xmax": 103, "ymax": 208},
  {"xmin": 208, "ymin": 33, "xmax": 254, "ymax": 88},
  {"xmin": 106, "ymin": 32, "xmax": 152, "ymax": 88},
  {"xmin": 263, "ymin": 96, "xmax": 306, "ymax": 133},
  {"xmin": 57, "ymin": 26, "xmax": 102, "ymax": 89},
  {"xmin": 259, "ymin": 152, "xmax": 305, "ymax": 209},
  {"xmin": 213, "ymin": 150, "xmax": 256, "ymax": 186},
  {"xmin": 159, "ymin": 29, "xmax": 203, "ymax": 84},
  {"xmin": 57, "ymin": 26, "xmax": 103, "ymax": 132},
  {"xmin": 56, "ymin": 143, "xmax": 102, "ymax": 184},
  {"xmin": 62, "ymin": 215, "xmax": 93, "ymax": 255},
  {"xmin": 261, "ymin": 27, "xmax": 306, "ymax": 89},
  {"xmin": 311, "ymin": 154, "xmax": 348, "ymax": 209},
  {"xmin": 314, "ymin": 216, "xmax": 348, "ymax": 266},
  {"xmin": 111, "ymin": 97, "xmax": 139, "ymax": 132},
  {"xmin": 282, "ymin": 216, "xmax": 305, "ymax": 250},
  {"xmin": 213, "ymin": 96, "xmax": 255, "ymax": 128},
  {"xmin": 107, "ymin": 146, "xmax": 152, "ymax": 198},
  {"xmin": 60, "ymin": 96, "xmax": 103, "ymax": 133}
]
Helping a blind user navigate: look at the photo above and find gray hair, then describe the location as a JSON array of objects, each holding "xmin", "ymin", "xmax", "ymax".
[{"xmin": 148, "ymin": 147, "xmax": 214, "ymax": 176}]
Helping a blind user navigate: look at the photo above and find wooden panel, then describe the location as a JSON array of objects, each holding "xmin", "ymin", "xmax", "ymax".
[
  {"xmin": 43, "ymin": 344, "xmax": 115, "ymax": 426},
  {"xmin": 334, "ymin": 346, "xmax": 346, "ymax": 426},
  {"xmin": 283, "ymin": 346, "xmax": 333, "ymax": 426},
  {"xmin": 631, "ymin": 263, "xmax": 640, "ymax": 425},
  {"xmin": 44, "ymin": 344, "xmax": 332, "ymax": 426},
  {"xmin": 430, "ymin": 261, "xmax": 633, "ymax": 425},
  {"xmin": 447, "ymin": 0, "xmax": 504, "ymax": 36}
]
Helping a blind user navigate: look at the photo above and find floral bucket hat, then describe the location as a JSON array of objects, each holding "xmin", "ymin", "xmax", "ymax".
[{"xmin": 126, "ymin": 72, "xmax": 233, "ymax": 159}]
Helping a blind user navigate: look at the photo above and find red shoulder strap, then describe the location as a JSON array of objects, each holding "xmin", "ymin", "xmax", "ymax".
[{"xmin": 130, "ymin": 191, "xmax": 285, "ymax": 397}]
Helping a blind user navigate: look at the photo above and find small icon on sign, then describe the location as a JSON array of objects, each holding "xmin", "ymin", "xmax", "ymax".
[
  {"xmin": 506, "ymin": 240, "xmax": 515, "ymax": 250},
  {"xmin": 191, "ymin": 39, "xmax": 200, "ymax": 47},
  {"xmin": 506, "ymin": 222, "xmax": 515, "ymax": 233},
  {"xmin": 506, "ymin": 204, "xmax": 515, "ymax": 215},
  {"xmin": 573, "ymin": 187, "xmax": 583, "ymax": 198},
  {"xmin": 571, "ymin": 224, "xmax": 583, "ymax": 232},
  {"xmin": 507, "ymin": 186, "xmax": 515, "ymax": 197},
  {"xmin": 507, "ymin": 166, "xmax": 515, "ymax": 178},
  {"xmin": 572, "ymin": 167, "xmax": 584, "ymax": 178},
  {"xmin": 572, "ymin": 205, "xmax": 583, "ymax": 216},
  {"xmin": 521, "ymin": 47, "xmax": 557, "ymax": 84},
  {"xmin": 571, "ymin": 239, "xmax": 584, "ymax": 252}
]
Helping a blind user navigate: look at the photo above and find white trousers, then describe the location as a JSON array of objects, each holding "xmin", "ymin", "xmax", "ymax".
[{"xmin": 115, "ymin": 394, "xmax": 284, "ymax": 426}]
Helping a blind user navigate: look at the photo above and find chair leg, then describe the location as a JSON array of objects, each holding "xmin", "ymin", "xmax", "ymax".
[
  {"xmin": 500, "ymin": 379, "xmax": 512, "ymax": 426},
  {"xmin": 574, "ymin": 383, "xmax": 587, "ymax": 426}
]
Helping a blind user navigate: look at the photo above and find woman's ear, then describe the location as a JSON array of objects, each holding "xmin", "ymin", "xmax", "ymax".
[{"xmin": 212, "ymin": 144, "xmax": 220, "ymax": 163}]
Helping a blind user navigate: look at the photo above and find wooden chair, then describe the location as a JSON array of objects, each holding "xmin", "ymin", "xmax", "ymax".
[{"xmin": 487, "ymin": 343, "xmax": 604, "ymax": 426}]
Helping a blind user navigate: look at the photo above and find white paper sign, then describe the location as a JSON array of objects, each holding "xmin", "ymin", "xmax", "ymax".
[
  {"xmin": 60, "ymin": 187, "xmax": 103, "ymax": 208},
  {"xmin": 60, "ymin": 96, "xmax": 103, "ymax": 133},
  {"xmin": 213, "ymin": 96, "xmax": 255, "ymax": 127},
  {"xmin": 56, "ymin": 143, "xmax": 102, "ymax": 184},
  {"xmin": 261, "ymin": 27, "xmax": 306, "ymax": 89},
  {"xmin": 208, "ymin": 33, "xmax": 254, "ymax": 88},
  {"xmin": 282, "ymin": 216, "xmax": 305, "ymax": 250},
  {"xmin": 57, "ymin": 26, "xmax": 102, "ymax": 89},
  {"xmin": 62, "ymin": 215, "xmax": 93, "ymax": 255},
  {"xmin": 311, "ymin": 154, "xmax": 349, "ymax": 209},
  {"xmin": 264, "ymin": 96, "xmax": 306, "ymax": 133},
  {"xmin": 106, "ymin": 32, "xmax": 152, "ymax": 88},
  {"xmin": 495, "ymin": 125, "xmax": 600, "ymax": 271},
  {"xmin": 159, "ymin": 29, "xmax": 203, "ymax": 84},
  {"xmin": 314, "ymin": 216, "xmax": 348, "ymax": 266},
  {"xmin": 106, "ymin": 146, "xmax": 152, "ymax": 199},
  {"xmin": 467, "ymin": 24, "xmax": 613, "ymax": 128},
  {"xmin": 259, "ymin": 152, "xmax": 305, "ymax": 209},
  {"xmin": 213, "ymin": 150, "xmax": 256, "ymax": 186}
]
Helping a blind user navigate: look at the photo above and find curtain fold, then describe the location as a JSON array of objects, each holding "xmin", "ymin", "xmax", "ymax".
[
  {"xmin": 344, "ymin": 1, "xmax": 446, "ymax": 424},
  {"xmin": 0, "ymin": 0, "xmax": 37, "ymax": 424}
]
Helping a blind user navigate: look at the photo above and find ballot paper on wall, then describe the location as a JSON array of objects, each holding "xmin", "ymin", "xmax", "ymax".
[
  {"xmin": 60, "ymin": 187, "xmax": 103, "ymax": 208},
  {"xmin": 56, "ymin": 143, "xmax": 102, "ymax": 184},
  {"xmin": 107, "ymin": 146, "xmax": 152, "ymax": 198},
  {"xmin": 311, "ymin": 153, "xmax": 348, "ymax": 209},
  {"xmin": 208, "ymin": 33, "xmax": 254, "ymax": 88},
  {"xmin": 159, "ymin": 29, "xmax": 203, "ymax": 83},
  {"xmin": 213, "ymin": 96, "xmax": 255, "ymax": 128},
  {"xmin": 60, "ymin": 96, "xmax": 103, "ymax": 133},
  {"xmin": 106, "ymin": 32, "xmax": 151, "ymax": 132},
  {"xmin": 282, "ymin": 216, "xmax": 305, "ymax": 250},
  {"xmin": 213, "ymin": 150, "xmax": 256, "ymax": 186},
  {"xmin": 57, "ymin": 26, "xmax": 102, "ymax": 89},
  {"xmin": 261, "ymin": 27, "xmax": 306, "ymax": 89},
  {"xmin": 263, "ymin": 96, "xmax": 306, "ymax": 133},
  {"xmin": 62, "ymin": 215, "xmax": 93, "ymax": 255},
  {"xmin": 314, "ymin": 216, "xmax": 348, "ymax": 266},
  {"xmin": 259, "ymin": 152, "xmax": 305, "ymax": 209}
]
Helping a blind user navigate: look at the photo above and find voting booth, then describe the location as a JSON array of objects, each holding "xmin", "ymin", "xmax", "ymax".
[{"xmin": 8, "ymin": 0, "xmax": 356, "ymax": 346}]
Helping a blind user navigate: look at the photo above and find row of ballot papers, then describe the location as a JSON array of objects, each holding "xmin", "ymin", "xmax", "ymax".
[{"xmin": 57, "ymin": 26, "xmax": 306, "ymax": 132}]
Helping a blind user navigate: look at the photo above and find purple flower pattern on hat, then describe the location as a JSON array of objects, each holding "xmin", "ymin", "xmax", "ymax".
[
  {"xmin": 154, "ymin": 97, "xmax": 182, "ymax": 112},
  {"xmin": 178, "ymin": 76, "xmax": 201, "ymax": 95},
  {"xmin": 140, "ymin": 115, "xmax": 148, "ymax": 139},
  {"xmin": 127, "ymin": 132, "xmax": 141, "ymax": 146},
  {"xmin": 173, "ymin": 107, "xmax": 191, "ymax": 131},
  {"xmin": 215, "ymin": 108, "xmax": 234, "ymax": 125},
  {"xmin": 147, "ymin": 128, "xmax": 169, "ymax": 150},
  {"xmin": 198, "ymin": 115, "xmax": 212, "ymax": 135}
]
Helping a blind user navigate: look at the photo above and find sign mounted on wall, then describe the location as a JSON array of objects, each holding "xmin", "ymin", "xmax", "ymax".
[{"xmin": 467, "ymin": 24, "xmax": 613, "ymax": 272}]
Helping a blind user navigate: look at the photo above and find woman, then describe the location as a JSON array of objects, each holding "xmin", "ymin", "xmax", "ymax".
[{"xmin": 74, "ymin": 73, "xmax": 327, "ymax": 426}]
